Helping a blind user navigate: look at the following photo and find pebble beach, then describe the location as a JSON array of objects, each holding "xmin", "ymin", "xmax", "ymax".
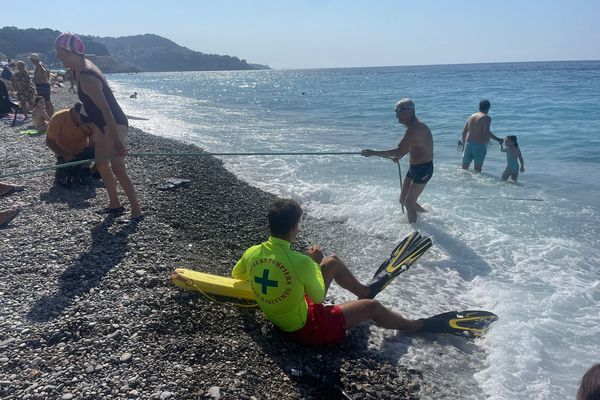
[{"xmin": 0, "ymin": 87, "xmax": 422, "ymax": 400}]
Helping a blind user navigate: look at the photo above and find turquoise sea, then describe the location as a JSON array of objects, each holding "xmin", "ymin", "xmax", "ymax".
[{"xmin": 108, "ymin": 61, "xmax": 600, "ymax": 400}]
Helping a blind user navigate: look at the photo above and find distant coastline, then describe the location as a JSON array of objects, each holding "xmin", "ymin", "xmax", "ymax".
[
  {"xmin": 276, "ymin": 58, "xmax": 600, "ymax": 71},
  {"xmin": 0, "ymin": 26, "xmax": 270, "ymax": 73}
]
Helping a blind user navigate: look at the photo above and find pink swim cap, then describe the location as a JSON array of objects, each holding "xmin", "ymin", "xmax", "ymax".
[{"xmin": 55, "ymin": 33, "xmax": 86, "ymax": 55}]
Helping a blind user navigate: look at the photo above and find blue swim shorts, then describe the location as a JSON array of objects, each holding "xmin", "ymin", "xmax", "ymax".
[{"xmin": 462, "ymin": 142, "xmax": 487, "ymax": 167}]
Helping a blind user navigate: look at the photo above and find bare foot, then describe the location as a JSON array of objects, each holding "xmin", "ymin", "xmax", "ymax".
[
  {"xmin": 0, "ymin": 183, "xmax": 21, "ymax": 197},
  {"xmin": 415, "ymin": 203, "xmax": 428, "ymax": 213},
  {"xmin": 0, "ymin": 205, "xmax": 22, "ymax": 227}
]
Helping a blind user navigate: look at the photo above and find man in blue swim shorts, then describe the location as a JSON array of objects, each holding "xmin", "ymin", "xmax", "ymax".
[
  {"xmin": 460, "ymin": 100, "xmax": 503, "ymax": 172},
  {"xmin": 361, "ymin": 98, "xmax": 433, "ymax": 224}
]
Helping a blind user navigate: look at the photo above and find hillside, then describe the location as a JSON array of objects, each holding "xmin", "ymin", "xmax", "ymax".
[
  {"xmin": 93, "ymin": 34, "xmax": 267, "ymax": 72},
  {"xmin": 0, "ymin": 26, "xmax": 269, "ymax": 72}
]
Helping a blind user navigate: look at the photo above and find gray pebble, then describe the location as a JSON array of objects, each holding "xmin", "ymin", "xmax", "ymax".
[{"xmin": 207, "ymin": 386, "xmax": 221, "ymax": 399}]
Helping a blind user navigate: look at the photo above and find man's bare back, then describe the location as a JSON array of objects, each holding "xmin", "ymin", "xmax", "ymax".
[
  {"xmin": 33, "ymin": 63, "xmax": 49, "ymax": 85},
  {"xmin": 464, "ymin": 112, "xmax": 492, "ymax": 144},
  {"xmin": 460, "ymin": 100, "xmax": 502, "ymax": 172}
]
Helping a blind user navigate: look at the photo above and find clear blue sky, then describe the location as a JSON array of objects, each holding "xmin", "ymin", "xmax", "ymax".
[{"xmin": 7, "ymin": 0, "xmax": 600, "ymax": 69}]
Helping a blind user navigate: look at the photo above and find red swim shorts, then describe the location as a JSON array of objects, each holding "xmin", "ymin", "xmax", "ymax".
[{"xmin": 285, "ymin": 296, "xmax": 346, "ymax": 346}]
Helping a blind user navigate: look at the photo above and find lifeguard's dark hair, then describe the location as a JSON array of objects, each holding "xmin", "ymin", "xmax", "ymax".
[
  {"xmin": 479, "ymin": 99, "xmax": 491, "ymax": 112},
  {"xmin": 577, "ymin": 364, "xmax": 600, "ymax": 400},
  {"xmin": 268, "ymin": 199, "xmax": 303, "ymax": 237}
]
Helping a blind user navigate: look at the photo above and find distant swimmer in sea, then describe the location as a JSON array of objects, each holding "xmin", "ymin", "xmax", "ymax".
[
  {"xmin": 499, "ymin": 135, "xmax": 524, "ymax": 182},
  {"xmin": 460, "ymin": 99, "xmax": 504, "ymax": 172},
  {"xmin": 130, "ymin": 92, "xmax": 137, "ymax": 99},
  {"xmin": 361, "ymin": 98, "xmax": 433, "ymax": 224}
]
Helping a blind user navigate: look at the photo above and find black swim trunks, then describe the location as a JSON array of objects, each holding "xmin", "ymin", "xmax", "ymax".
[
  {"xmin": 406, "ymin": 161, "xmax": 434, "ymax": 184},
  {"xmin": 35, "ymin": 83, "xmax": 51, "ymax": 101}
]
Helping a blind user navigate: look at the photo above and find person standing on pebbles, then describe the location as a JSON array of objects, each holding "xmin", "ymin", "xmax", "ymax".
[
  {"xmin": 11, "ymin": 61, "xmax": 36, "ymax": 119},
  {"xmin": 55, "ymin": 33, "xmax": 142, "ymax": 220}
]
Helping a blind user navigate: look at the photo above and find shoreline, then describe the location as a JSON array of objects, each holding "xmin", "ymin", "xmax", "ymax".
[{"xmin": 0, "ymin": 86, "xmax": 421, "ymax": 399}]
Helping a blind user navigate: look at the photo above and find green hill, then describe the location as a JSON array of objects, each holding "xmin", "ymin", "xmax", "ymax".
[
  {"xmin": 0, "ymin": 26, "xmax": 269, "ymax": 72},
  {"xmin": 93, "ymin": 33, "xmax": 265, "ymax": 72}
]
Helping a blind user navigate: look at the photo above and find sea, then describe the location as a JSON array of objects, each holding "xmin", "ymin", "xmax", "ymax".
[{"xmin": 107, "ymin": 61, "xmax": 600, "ymax": 400}]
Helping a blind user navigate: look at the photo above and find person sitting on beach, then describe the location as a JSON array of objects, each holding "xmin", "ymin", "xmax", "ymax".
[
  {"xmin": 460, "ymin": 99, "xmax": 504, "ymax": 172},
  {"xmin": 31, "ymin": 96, "xmax": 51, "ymax": 131},
  {"xmin": 232, "ymin": 198, "xmax": 452, "ymax": 347},
  {"xmin": 577, "ymin": 364, "xmax": 600, "ymax": 400},
  {"xmin": 46, "ymin": 104, "xmax": 96, "ymax": 186},
  {"xmin": 10, "ymin": 61, "xmax": 36, "ymax": 119},
  {"xmin": 30, "ymin": 54, "xmax": 54, "ymax": 116},
  {"xmin": 55, "ymin": 32, "xmax": 142, "ymax": 218},
  {"xmin": 499, "ymin": 135, "xmax": 524, "ymax": 182},
  {"xmin": 361, "ymin": 98, "xmax": 433, "ymax": 224}
]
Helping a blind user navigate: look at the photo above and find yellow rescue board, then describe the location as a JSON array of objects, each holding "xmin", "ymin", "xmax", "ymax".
[{"xmin": 171, "ymin": 268, "xmax": 256, "ymax": 300}]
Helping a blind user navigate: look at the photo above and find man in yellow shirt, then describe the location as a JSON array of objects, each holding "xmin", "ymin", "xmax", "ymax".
[
  {"xmin": 46, "ymin": 103, "xmax": 95, "ymax": 187},
  {"xmin": 233, "ymin": 198, "xmax": 426, "ymax": 346}
]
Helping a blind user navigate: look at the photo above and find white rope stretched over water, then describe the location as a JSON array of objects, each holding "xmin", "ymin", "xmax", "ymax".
[{"xmin": 0, "ymin": 151, "xmax": 362, "ymax": 179}]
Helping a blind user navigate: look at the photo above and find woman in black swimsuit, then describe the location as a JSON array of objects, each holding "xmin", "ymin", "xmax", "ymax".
[{"xmin": 55, "ymin": 33, "xmax": 142, "ymax": 220}]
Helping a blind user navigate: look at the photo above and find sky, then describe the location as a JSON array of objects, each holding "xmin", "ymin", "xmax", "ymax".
[{"xmin": 6, "ymin": 0, "xmax": 600, "ymax": 69}]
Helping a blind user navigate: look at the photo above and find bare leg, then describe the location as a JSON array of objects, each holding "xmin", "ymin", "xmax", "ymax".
[
  {"xmin": 112, "ymin": 125, "xmax": 142, "ymax": 218},
  {"xmin": 400, "ymin": 178, "xmax": 426, "ymax": 213},
  {"xmin": 501, "ymin": 168, "xmax": 510, "ymax": 181},
  {"xmin": 404, "ymin": 182, "xmax": 427, "ymax": 224},
  {"xmin": 0, "ymin": 183, "xmax": 17, "ymax": 197},
  {"xmin": 320, "ymin": 255, "xmax": 370, "ymax": 299},
  {"xmin": 0, "ymin": 205, "xmax": 21, "ymax": 227},
  {"xmin": 338, "ymin": 299, "xmax": 423, "ymax": 331},
  {"xmin": 474, "ymin": 163, "xmax": 483, "ymax": 173},
  {"xmin": 399, "ymin": 176, "xmax": 411, "ymax": 206},
  {"xmin": 20, "ymin": 101, "xmax": 28, "ymax": 118},
  {"xmin": 93, "ymin": 128, "xmax": 123, "ymax": 210},
  {"xmin": 461, "ymin": 163, "xmax": 470, "ymax": 170},
  {"xmin": 95, "ymin": 160, "xmax": 122, "ymax": 209},
  {"xmin": 45, "ymin": 100, "xmax": 54, "ymax": 116},
  {"xmin": 0, "ymin": 209, "xmax": 11, "ymax": 226},
  {"xmin": 93, "ymin": 126, "xmax": 142, "ymax": 216},
  {"xmin": 110, "ymin": 157, "xmax": 142, "ymax": 217}
]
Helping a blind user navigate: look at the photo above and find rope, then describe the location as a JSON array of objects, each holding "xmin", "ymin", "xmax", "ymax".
[
  {"xmin": 132, "ymin": 151, "xmax": 361, "ymax": 157},
  {"xmin": 0, "ymin": 151, "xmax": 362, "ymax": 179},
  {"xmin": 396, "ymin": 161, "xmax": 405, "ymax": 214}
]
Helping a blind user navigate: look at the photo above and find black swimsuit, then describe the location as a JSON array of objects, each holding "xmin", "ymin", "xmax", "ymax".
[
  {"xmin": 406, "ymin": 161, "xmax": 434, "ymax": 184},
  {"xmin": 77, "ymin": 69, "xmax": 127, "ymax": 131}
]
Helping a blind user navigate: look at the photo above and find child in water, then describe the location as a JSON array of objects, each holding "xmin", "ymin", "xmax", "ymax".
[
  {"xmin": 500, "ymin": 135, "xmax": 524, "ymax": 182},
  {"xmin": 31, "ymin": 96, "xmax": 50, "ymax": 131}
]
